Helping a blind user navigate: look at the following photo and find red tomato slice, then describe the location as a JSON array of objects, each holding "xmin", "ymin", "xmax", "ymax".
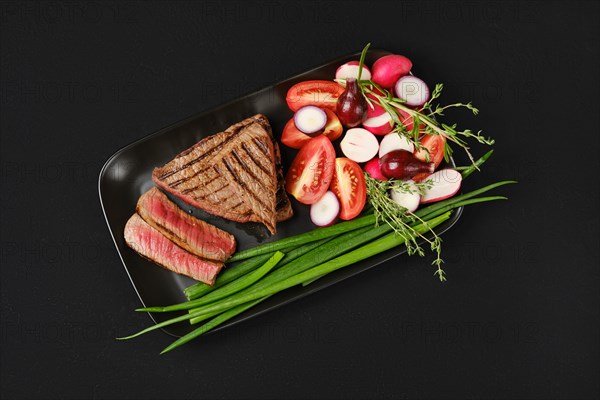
[
  {"xmin": 414, "ymin": 133, "xmax": 446, "ymax": 168},
  {"xmin": 285, "ymin": 136, "xmax": 336, "ymax": 204},
  {"xmin": 330, "ymin": 158, "xmax": 367, "ymax": 220},
  {"xmin": 281, "ymin": 109, "xmax": 343, "ymax": 149},
  {"xmin": 286, "ymin": 80, "xmax": 345, "ymax": 112}
]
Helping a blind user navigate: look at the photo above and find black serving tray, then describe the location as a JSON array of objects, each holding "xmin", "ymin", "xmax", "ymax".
[{"xmin": 98, "ymin": 49, "xmax": 462, "ymax": 337}]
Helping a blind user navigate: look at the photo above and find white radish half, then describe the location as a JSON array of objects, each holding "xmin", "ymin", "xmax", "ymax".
[
  {"xmin": 379, "ymin": 133, "xmax": 414, "ymax": 158},
  {"xmin": 294, "ymin": 106, "xmax": 327, "ymax": 135},
  {"xmin": 310, "ymin": 191, "xmax": 340, "ymax": 226},
  {"xmin": 340, "ymin": 128, "xmax": 379, "ymax": 163},
  {"xmin": 363, "ymin": 112, "xmax": 393, "ymax": 135},
  {"xmin": 394, "ymin": 75, "xmax": 430, "ymax": 107},
  {"xmin": 390, "ymin": 180, "xmax": 420, "ymax": 213},
  {"xmin": 336, "ymin": 61, "xmax": 372, "ymax": 81},
  {"xmin": 420, "ymin": 169, "xmax": 462, "ymax": 204}
]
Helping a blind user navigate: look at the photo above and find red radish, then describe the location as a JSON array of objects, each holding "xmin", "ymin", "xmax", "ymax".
[
  {"xmin": 420, "ymin": 169, "xmax": 462, "ymax": 204},
  {"xmin": 379, "ymin": 133, "xmax": 414, "ymax": 158},
  {"xmin": 379, "ymin": 150, "xmax": 434, "ymax": 180},
  {"xmin": 336, "ymin": 78, "xmax": 368, "ymax": 127},
  {"xmin": 340, "ymin": 128, "xmax": 379, "ymax": 163},
  {"xmin": 363, "ymin": 112, "xmax": 393, "ymax": 135},
  {"xmin": 371, "ymin": 54, "xmax": 413, "ymax": 89},
  {"xmin": 293, "ymin": 106, "xmax": 328, "ymax": 136},
  {"xmin": 390, "ymin": 181, "xmax": 420, "ymax": 213},
  {"xmin": 310, "ymin": 191, "xmax": 340, "ymax": 226},
  {"xmin": 364, "ymin": 157, "xmax": 386, "ymax": 180},
  {"xmin": 394, "ymin": 107, "xmax": 419, "ymax": 131},
  {"xmin": 395, "ymin": 75, "xmax": 430, "ymax": 107},
  {"xmin": 336, "ymin": 61, "xmax": 372, "ymax": 81}
]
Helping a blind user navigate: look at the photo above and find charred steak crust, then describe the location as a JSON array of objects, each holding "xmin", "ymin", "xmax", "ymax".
[
  {"xmin": 136, "ymin": 187, "xmax": 236, "ymax": 262},
  {"xmin": 152, "ymin": 114, "xmax": 292, "ymax": 234},
  {"xmin": 124, "ymin": 214, "xmax": 223, "ymax": 285}
]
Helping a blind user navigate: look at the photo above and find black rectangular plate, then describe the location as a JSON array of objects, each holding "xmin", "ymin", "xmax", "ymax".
[{"xmin": 98, "ymin": 49, "xmax": 462, "ymax": 337}]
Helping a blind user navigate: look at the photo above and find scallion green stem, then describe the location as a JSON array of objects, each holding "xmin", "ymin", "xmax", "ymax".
[
  {"xmin": 227, "ymin": 214, "xmax": 377, "ymax": 262},
  {"xmin": 138, "ymin": 251, "xmax": 285, "ymax": 313}
]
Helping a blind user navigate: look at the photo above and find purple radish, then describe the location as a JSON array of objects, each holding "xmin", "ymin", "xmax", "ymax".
[
  {"xmin": 395, "ymin": 75, "xmax": 430, "ymax": 107},
  {"xmin": 310, "ymin": 191, "xmax": 340, "ymax": 226},
  {"xmin": 294, "ymin": 106, "xmax": 328, "ymax": 136},
  {"xmin": 390, "ymin": 180, "xmax": 420, "ymax": 213},
  {"xmin": 420, "ymin": 169, "xmax": 462, "ymax": 204},
  {"xmin": 340, "ymin": 128, "xmax": 379, "ymax": 163}
]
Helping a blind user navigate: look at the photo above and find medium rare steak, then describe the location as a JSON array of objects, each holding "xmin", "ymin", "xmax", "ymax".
[
  {"xmin": 136, "ymin": 187, "xmax": 236, "ymax": 262},
  {"xmin": 124, "ymin": 213, "xmax": 223, "ymax": 285},
  {"xmin": 152, "ymin": 114, "xmax": 292, "ymax": 234}
]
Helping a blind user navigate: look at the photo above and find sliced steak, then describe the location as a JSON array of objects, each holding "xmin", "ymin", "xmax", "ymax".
[
  {"xmin": 136, "ymin": 187, "xmax": 236, "ymax": 262},
  {"xmin": 124, "ymin": 213, "xmax": 223, "ymax": 285},
  {"xmin": 152, "ymin": 114, "xmax": 292, "ymax": 234}
]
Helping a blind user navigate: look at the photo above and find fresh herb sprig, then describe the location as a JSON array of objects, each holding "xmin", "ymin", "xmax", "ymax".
[
  {"xmin": 356, "ymin": 43, "xmax": 494, "ymax": 166},
  {"xmin": 365, "ymin": 174, "xmax": 446, "ymax": 281}
]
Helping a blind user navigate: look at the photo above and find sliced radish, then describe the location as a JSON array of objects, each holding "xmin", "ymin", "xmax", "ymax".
[
  {"xmin": 336, "ymin": 61, "xmax": 372, "ymax": 81},
  {"xmin": 340, "ymin": 128, "xmax": 379, "ymax": 163},
  {"xmin": 379, "ymin": 133, "xmax": 414, "ymax": 158},
  {"xmin": 420, "ymin": 169, "xmax": 462, "ymax": 204},
  {"xmin": 364, "ymin": 157, "xmax": 386, "ymax": 180},
  {"xmin": 395, "ymin": 75, "xmax": 430, "ymax": 107},
  {"xmin": 390, "ymin": 180, "xmax": 420, "ymax": 213},
  {"xmin": 310, "ymin": 191, "xmax": 340, "ymax": 226},
  {"xmin": 363, "ymin": 111, "xmax": 393, "ymax": 135},
  {"xmin": 294, "ymin": 106, "xmax": 328, "ymax": 136}
]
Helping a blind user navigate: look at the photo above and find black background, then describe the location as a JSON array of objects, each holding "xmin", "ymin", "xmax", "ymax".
[{"xmin": 1, "ymin": 1, "xmax": 598, "ymax": 399}]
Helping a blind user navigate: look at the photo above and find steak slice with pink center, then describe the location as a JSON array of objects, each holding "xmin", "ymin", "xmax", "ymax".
[
  {"xmin": 136, "ymin": 187, "xmax": 236, "ymax": 262},
  {"xmin": 124, "ymin": 213, "xmax": 223, "ymax": 285}
]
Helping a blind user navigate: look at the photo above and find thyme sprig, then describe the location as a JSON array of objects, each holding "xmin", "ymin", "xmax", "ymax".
[
  {"xmin": 355, "ymin": 43, "xmax": 494, "ymax": 167},
  {"xmin": 365, "ymin": 174, "xmax": 446, "ymax": 281}
]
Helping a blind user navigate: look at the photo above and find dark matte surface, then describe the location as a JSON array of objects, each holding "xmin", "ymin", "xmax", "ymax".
[{"xmin": 1, "ymin": 1, "xmax": 598, "ymax": 399}]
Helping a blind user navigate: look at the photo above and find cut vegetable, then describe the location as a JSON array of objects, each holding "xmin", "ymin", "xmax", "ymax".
[
  {"xmin": 363, "ymin": 111, "xmax": 393, "ymax": 135},
  {"xmin": 420, "ymin": 169, "xmax": 462, "ymax": 204},
  {"xmin": 371, "ymin": 54, "xmax": 413, "ymax": 89},
  {"xmin": 335, "ymin": 61, "xmax": 372, "ymax": 81},
  {"xmin": 330, "ymin": 158, "xmax": 367, "ymax": 220},
  {"xmin": 286, "ymin": 80, "xmax": 345, "ymax": 112},
  {"xmin": 390, "ymin": 180, "xmax": 420, "ymax": 213},
  {"xmin": 364, "ymin": 158, "xmax": 386, "ymax": 181},
  {"xmin": 394, "ymin": 75, "xmax": 430, "ymax": 107},
  {"xmin": 414, "ymin": 133, "xmax": 446, "ymax": 168},
  {"xmin": 294, "ymin": 106, "xmax": 328, "ymax": 136},
  {"xmin": 281, "ymin": 109, "xmax": 342, "ymax": 149},
  {"xmin": 285, "ymin": 135, "xmax": 336, "ymax": 204},
  {"xmin": 310, "ymin": 191, "xmax": 340, "ymax": 226},
  {"xmin": 379, "ymin": 133, "xmax": 415, "ymax": 158},
  {"xmin": 340, "ymin": 128, "xmax": 379, "ymax": 163}
]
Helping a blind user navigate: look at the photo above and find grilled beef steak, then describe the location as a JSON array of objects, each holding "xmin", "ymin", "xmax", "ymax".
[
  {"xmin": 152, "ymin": 114, "xmax": 292, "ymax": 234},
  {"xmin": 136, "ymin": 187, "xmax": 236, "ymax": 262},
  {"xmin": 124, "ymin": 213, "xmax": 223, "ymax": 285}
]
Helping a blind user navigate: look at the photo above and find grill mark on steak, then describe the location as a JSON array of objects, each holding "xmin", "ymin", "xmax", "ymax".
[
  {"xmin": 222, "ymin": 156, "xmax": 269, "ymax": 210},
  {"xmin": 181, "ymin": 173, "xmax": 221, "ymax": 195},
  {"xmin": 241, "ymin": 143, "xmax": 271, "ymax": 175},
  {"xmin": 231, "ymin": 148, "xmax": 263, "ymax": 184},
  {"xmin": 157, "ymin": 133, "xmax": 236, "ymax": 180},
  {"xmin": 252, "ymin": 138, "xmax": 269, "ymax": 156}
]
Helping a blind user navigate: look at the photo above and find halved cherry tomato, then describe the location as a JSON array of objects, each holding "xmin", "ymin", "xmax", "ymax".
[
  {"xmin": 330, "ymin": 158, "xmax": 367, "ymax": 220},
  {"xmin": 414, "ymin": 133, "xmax": 446, "ymax": 168},
  {"xmin": 285, "ymin": 135, "xmax": 336, "ymax": 205},
  {"xmin": 286, "ymin": 80, "xmax": 345, "ymax": 112},
  {"xmin": 281, "ymin": 109, "xmax": 343, "ymax": 149}
]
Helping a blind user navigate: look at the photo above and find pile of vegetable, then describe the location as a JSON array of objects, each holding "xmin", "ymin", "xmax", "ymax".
[{"xmin": 118, "ymin": 43, "xmax": 514, "ymax": 353}]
